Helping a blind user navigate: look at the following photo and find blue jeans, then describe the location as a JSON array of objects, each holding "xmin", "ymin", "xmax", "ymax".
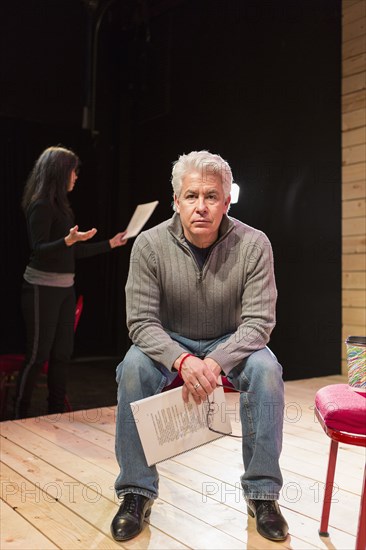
[{"xmin": 114, "ymin": 332, "xmax": 284, "ymax": 501}]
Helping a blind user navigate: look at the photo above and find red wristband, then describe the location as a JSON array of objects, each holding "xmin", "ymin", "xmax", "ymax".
[{"xmin": 178, "ymin": 353, "xmax": 193, "ymax": 379}]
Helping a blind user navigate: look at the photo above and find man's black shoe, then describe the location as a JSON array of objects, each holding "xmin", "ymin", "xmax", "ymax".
[
  {"xmin": 111, "ymin": 493, "xmax": 153, "ymax": 541},
  {"xmin": 247, "ymin": 499, "xmax": 289, "ymax": 541}
]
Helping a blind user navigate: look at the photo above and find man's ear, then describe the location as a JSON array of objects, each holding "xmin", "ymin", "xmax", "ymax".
[
  {"xmin": 174, "ymin": 194, "xmax": 180, "ymax": 213},
  {"xmin": 224, "ymin": 194, "xmax": 231, "ymax": 212}
]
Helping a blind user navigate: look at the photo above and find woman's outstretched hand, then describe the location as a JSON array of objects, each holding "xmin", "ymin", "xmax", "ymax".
[
  {"xmin": 64, "ymin": 225, "xmax": 97, "ymax": 246},
  {"xmin": 109, "ymin": 231, "xmax": 128, "ymax": 249}
]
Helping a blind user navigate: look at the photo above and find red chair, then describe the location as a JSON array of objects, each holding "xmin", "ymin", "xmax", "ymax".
[
  {"xmin": 315, "ymin": 384, "xmax": 366, "ymax": 550},
  {"xmin": 0, "ymin": 295, "xmax": 83, "ymax": 418}
]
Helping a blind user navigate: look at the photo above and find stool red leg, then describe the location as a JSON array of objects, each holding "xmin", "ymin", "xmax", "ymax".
[
  {"xmin": 319, "ymin": 439, "xmax": 339, "ymax": 537},
  {"xmin": 356, "ymin": 464, "xmax": 366, "ymax": 550}
]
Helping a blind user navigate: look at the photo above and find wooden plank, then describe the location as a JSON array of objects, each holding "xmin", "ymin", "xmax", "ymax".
[
  {"xmin": 342, "ymin": 160, "xmax": 366, "ymax": 181},
  {"xmin": 342, "ymin": 142, "xmax": 366, "ymax": 164},
  {"xmin": 343, "ymin": 305, "xmax": 366, "ymax": 324},
  {"xmin": 157, "ymin": 476, "xmax": 306, "ymax": 550},
  {"xmin": 343, "ymin": 270, "xmax": 366, "ymax": 288},
  {"xmin": 280, "ymin": 442, "xmax": 364, "ymax": 492},
  {"xmin": 343, "ymin": 234, "xmax": 366, "ymax": 253},
  {"xmin": 171, "ymin": 440, "xmax": 361, "ymax": 542},
  {"xmin": 0, "ymin": 420, "xmax": 119, "ymax": 492},
  {"xmin": 343, "ymin": 51, "xmax": 366, "ymax": 77},
  {"xmin": 343, "ymin": 2, "xmax": 366, "ymax": 28},
  {"xmin": 343, "ymin": 15, "xmax": 366, "ymax": 42},
  {"xmin": 342, "ymin": 178, "xmax": 366, "ymax": 199},
  {"xmin": 342, "ymin": 216, "xmax": 366, "ymax": 235},
  {"xmin": 161, "ymin": 455, "xmax": 356, "ymax": 549},
  {"xmin": 343, "ymin": 0, "xmax": 364, "ymax": 13},
  {"xmin": 342, "ymin": 88, "xmax": 366, "ymax": 112},
  {"xmin": 0, "ymin": 450, "xmax": 124, "ymax": 550},
  {"xmin": 0, "ymin": 425, "xmax": 195, "ymax": 550},
  {"xmin": 1, "ymin": 499, "xmax": 59, "ymax": 550},
  {"xmin": 342, "ymin": 199, "xmax": 366, "ymax": 218},
  {"xmin": 343, "ymin": 288, "xmax": 366, "ymax": 307},
  {"xmin": 342, "ymin": 72, "xmax": 366, "ymax": 96},
  {"xmin": 0, "ymin": 443, "xmax": 260, "ymax": 548},
  {"xmin": 211, "ymin": 428, "xmax": 364, "ymax": 491},
  {"xmin": 342, "ymin": 197, "xmax": 366, "ymax": 217},
  {"xmin": 343, "ymin": 34, "xmax": 366, "ymax": 60},
  {"xmin": 1, "ymin": 418, "xmax": 118, "ymax": 475},
  {"xmin": 342, "ymin": 108, "xmax": 366, "ymax": 130},
  {"xmin": 342, "ymin": 251, "xmax": 366, "ymax": 270},
  {"xmin": 1, "ymin": 418, "xmax": 264, "ymax": 550},
  {"xmin": 0, "ymin": 377, "xmax": 364, "ymax": 550},
  {"xmin": 37, "ymin": 410, "xmax": 117, "ymax": 447},
  {"xmin": 342, "ymin": 126, "xmax": 366, "ymax": 147},
  {"xmin": 157, "ymin": 476, "xmax": 313, "ymax": 550},
  {"xmin": 0, "ymin": 463, "xmax": 122, "ymax": 550}
]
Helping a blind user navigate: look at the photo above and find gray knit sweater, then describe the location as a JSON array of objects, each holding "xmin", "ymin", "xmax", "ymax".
[{"xmin": 126, "ymin": 213, "xmax": 277, "ymax": 375}]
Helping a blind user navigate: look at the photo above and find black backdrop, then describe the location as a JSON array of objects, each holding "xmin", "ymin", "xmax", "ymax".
[{"xmin": 1, "ymin": 0, "xmax": 341, "ymax": 380}]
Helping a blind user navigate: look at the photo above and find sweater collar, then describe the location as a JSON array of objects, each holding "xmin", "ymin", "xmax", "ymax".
[{"xmin": 167, "ymin": 212, "xmax": 234, "ymax": 244}]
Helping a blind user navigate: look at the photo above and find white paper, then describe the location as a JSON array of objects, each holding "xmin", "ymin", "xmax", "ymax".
[
  {"xmin": 124, "ymin": 201, "xmax": 159, "ymax": 239},
  {"xmin": 130, "ymin": 379, "xmax": 232, "ymax": 466}
]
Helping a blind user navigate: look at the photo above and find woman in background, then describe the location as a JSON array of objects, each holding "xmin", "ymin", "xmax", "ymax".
[{"xmin": 14, "ymin": 145, "xmax": 127, "ymax": 418}]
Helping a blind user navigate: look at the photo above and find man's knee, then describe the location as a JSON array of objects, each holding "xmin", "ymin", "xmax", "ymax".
[
  {"xmin": 247, "ymin": 347, "xmax": 282, "ymax": 376},
  {"xmin": 116, "ymin": 346, "xmax": 162, "ymax": 391},
  {"xmin": 240, "ymin": 348, "xmax": 284, "ymax": 400}
]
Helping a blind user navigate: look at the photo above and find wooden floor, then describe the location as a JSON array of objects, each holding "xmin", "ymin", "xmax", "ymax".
[{"xmin": 1, "ymin": 375, "xmax": 364, "ymax": 549}]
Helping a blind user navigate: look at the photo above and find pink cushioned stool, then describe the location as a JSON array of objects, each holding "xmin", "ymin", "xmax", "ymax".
[{"xmin": 315, "ymin": 384, "xmax": 366, "ymax": 549}]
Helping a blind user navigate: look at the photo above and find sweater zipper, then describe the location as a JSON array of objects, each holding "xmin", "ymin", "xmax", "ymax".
[{"xmin": 176, "ymin": 224, "xmax": 234, "ymax": 282}]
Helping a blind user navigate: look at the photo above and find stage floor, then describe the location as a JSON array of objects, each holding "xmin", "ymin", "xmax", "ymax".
[{"xmin": 1, "ymin": 375, "xmax": 363, "ymax": 549}]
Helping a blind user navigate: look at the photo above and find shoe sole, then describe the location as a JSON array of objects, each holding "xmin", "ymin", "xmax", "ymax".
[{"xmin": 247, "ymin": 506, "xmax": 255, "ymax": 518}]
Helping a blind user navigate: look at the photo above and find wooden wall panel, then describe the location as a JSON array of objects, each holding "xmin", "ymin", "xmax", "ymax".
[
  {"xmin": 343, "ymin": 235, "xmax": 366, "ymax": 254},
  {"xmin": 343, "ymin": 216, "xmax": 366, "ymax": 235},
  {"xmin": 343, "ymin": 1, "xmax": 366, "ymax": 25},
  {"xmin": 343, "ymin": 198, "xmax": 366, "ymax": 218},
  {"xmin": 343, "ymin": 180, "xmax": 366, "ymax": 200},
  {"xmin": 343, "ymin": 16, "xmax": 365, "ymax": 42},
  {"xmin": 342, "ymin": 52, "xmax": 366, "ymax": 76},
  {"xmin": 342, "ymin": 89, "xmax": 365, "ymax": 111},
  {"xmin": 342, "ymin": 108, "xmax": 366, "ymax": 130},
  {"xmin": 342, "ymin": 252, "xmax": 365, "ymax": 270},
  {"xmin": 342, "ymin": 0, "xmax": 366, "ymax": 374},
  {"xmin": 342, "ymin": 127, "xmax": 365, "ymax": 147},
  {"xmin": 343, "ymin": 289, "xmax": 366, "ymax": 307},
  {"xmin": 342, "ymin": 72, "xmax": 366, "ymax": 95}
]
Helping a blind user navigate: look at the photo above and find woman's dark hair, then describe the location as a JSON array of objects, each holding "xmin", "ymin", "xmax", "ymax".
[{"xmin": 21, "ymin": 146, "xmax": 80, "ymax": 215}]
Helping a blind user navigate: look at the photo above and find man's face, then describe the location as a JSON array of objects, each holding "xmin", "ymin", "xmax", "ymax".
[{"xmin": 174, "ymin": 170, "xmax": 230, "ymax": 247}]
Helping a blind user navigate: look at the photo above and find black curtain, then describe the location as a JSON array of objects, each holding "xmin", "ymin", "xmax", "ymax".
[{"xmin": 1, "ymin": 0, "xmax": 341, "ymax": 380}]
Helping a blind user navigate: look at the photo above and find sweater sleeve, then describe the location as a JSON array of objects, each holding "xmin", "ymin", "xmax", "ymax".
[
  {"xmin": 126, "ymin": 234, "xmax": 187, "ymax": 370},
  {"xmin": 73, "ymin": 240, "xmax": 111, "ymax": 258},
  {"xmin": 206, "ymin": 232, "xmax": 277, "ymax": 374},
  {"xmin": 28, "ymin": 202, "xmax": 68, "ymax": 260}
]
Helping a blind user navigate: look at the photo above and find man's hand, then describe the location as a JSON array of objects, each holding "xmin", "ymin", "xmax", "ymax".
[
  {"xmin": 174, "ymin": 353, "xmax": 220, "ymax": 405},
  {"xmin": 65, "ymin": 225, "xmax": 97, "ymax": 246},
  {"xmin": 203, "ymin": 357, "xmax": 222, "ymax": 378}
]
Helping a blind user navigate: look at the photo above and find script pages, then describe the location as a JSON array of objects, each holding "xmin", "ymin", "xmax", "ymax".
[
  {"xmin": 124, "ymin": 201, "xmax": 159, "ymax": 239},
  {"xmin": 130, "ymin": 380, "xmax": 232, "ymax": 466}
]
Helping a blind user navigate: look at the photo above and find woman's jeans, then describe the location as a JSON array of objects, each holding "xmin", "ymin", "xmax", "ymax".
[{"xmin": 114, "ymin": 332, "xmax": 284, "ymax": 501}]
